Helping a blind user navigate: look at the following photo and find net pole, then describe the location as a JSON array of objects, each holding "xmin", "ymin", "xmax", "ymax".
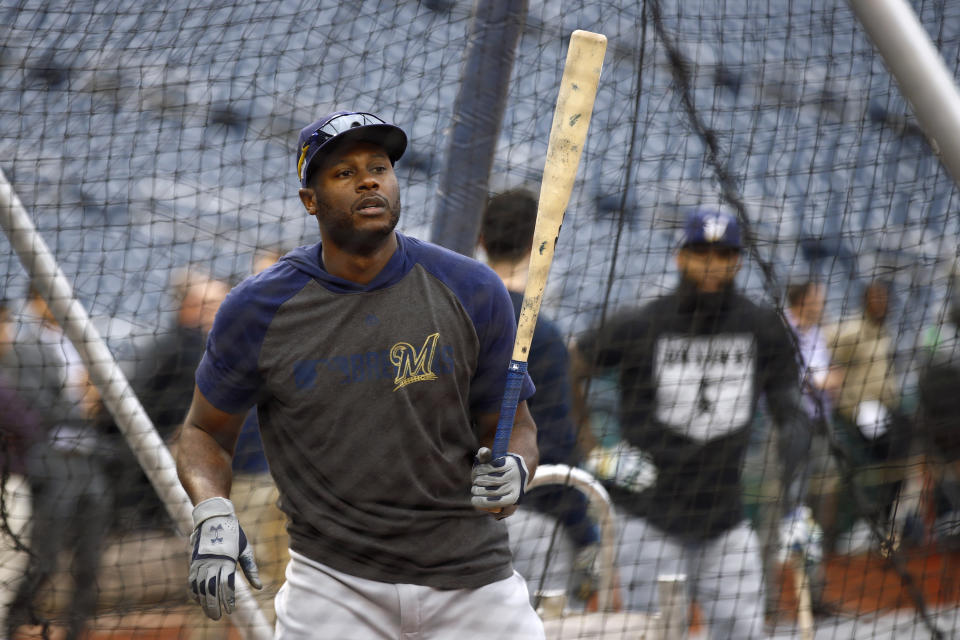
[
  {"xmin": 0, "ymin": 169, "xmax": 272, "ymax": 639},
  {"xmin": 848, "ymin": 0, "xmax": 960, "ymax": 188},
  {"xmin": 430, "ymin": 0, "xmax": 528, "ymax": 256}
]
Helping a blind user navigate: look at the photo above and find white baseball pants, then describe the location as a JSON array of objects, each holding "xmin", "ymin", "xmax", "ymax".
[{"xmin": 274, "ymin": 549, "xmax": 545, "ymax": 639}]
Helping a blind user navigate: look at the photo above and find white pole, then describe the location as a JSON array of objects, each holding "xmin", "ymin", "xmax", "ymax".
[
  {"xmin": 0, "ymin": 169, "xmax": 272, "ymax": 639},
  {"xmin": 848, "ymin": 0, "xmax": 960, "ymax": 187}
]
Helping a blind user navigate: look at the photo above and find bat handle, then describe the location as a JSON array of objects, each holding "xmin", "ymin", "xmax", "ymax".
[{"xmin": 491, "ymin": 360, "xmax": 528, "ymax": 459}]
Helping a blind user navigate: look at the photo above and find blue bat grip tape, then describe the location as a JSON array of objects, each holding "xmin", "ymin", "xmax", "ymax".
[{"xmin": 492, "ymin": 360, "xmax": 528, "ymax": 459}]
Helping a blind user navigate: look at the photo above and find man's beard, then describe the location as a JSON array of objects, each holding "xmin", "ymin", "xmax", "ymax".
[{"xmin": 317, "ymin": 196, "xmax": 402, "ymax": 256}]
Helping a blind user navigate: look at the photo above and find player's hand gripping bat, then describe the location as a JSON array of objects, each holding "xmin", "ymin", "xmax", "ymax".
[{"xmin": 491, "ymin": 30, "xmax": 607, "ymax": 461}]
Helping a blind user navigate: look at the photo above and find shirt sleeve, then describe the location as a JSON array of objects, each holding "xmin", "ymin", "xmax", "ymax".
[
  {"xmin": 760, "ymin": 309, "xmax": 812, "ymax": 498},
  {"xmin": 467, "ymin": 274, "xmax": 536, "ymax": 415},
  {"xmin": 527, "ymin": 319, "xmax": 579, "ymax": 465},
  {"xmin": 576, "ymin": 310, "xmax": 636, "ymax": 370},
  {"xmin": 195, "ymin": 283, "xmax": 269, "ymax": 415},
  {"xmin": 760, "ymin": 310, "xmax": 803, "ymax": 393}
]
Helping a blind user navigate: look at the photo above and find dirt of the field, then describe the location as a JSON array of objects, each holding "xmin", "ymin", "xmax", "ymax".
[{"xmin": 13, "ymin": 545, "xmax": 960, "ymax": 639}]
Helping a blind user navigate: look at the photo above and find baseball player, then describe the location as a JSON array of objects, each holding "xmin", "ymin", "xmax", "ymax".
[
  {"xmin": 175, "ymin": 111, "xmax": 544, "ymax": 638},
  {"xmin": 575, "ymin": 209, "xmax": 810, "ymax": 639},
  {"xmin": 479, "ymin": 189, "xmax": 601, "ymax": 601}
]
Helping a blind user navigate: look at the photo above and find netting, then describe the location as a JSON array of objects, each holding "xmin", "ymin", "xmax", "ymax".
[{"xmin": 1, "ymin": 0, "xmax": 960, "ymax": 638}]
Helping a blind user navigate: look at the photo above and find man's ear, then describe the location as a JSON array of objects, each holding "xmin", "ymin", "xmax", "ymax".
[{"xmin": 299, "ymin": 187, "xmax": 317, "ymax": 215}]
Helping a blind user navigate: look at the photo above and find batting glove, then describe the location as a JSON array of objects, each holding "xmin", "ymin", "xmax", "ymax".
[
  {"xmin": 778, "ymin": 505, "xmax": 824, "ymax": 565},
  {"xmin": 189, "ymin": 497, "xmax": 262, "ymax": 620},
  {"xmin": 471, "ymin": 447, "xmax": 529, "ymax": 513},
  {"xmin": 584, "ymin": 441, "xmax": 657, "ymax": 493}
]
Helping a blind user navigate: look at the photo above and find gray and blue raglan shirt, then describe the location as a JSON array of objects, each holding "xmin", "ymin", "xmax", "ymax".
[{"xmin": 195, "ymin": 232, "xmax": 535, "ymax": 589}]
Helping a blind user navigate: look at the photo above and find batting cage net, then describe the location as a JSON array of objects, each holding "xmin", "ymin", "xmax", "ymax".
[{"xmin": 1, "ymin": 0, "xmax": 959, "ymax": 638}]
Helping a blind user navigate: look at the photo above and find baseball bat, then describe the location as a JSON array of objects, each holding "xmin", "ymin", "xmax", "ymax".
[
  {"xmin": 491, "ymin": 30, "xmax": 607, "ymax": 459},
  {"xmin": 791, "ymin": 553, "xmax": 815, "ymax": 640}
]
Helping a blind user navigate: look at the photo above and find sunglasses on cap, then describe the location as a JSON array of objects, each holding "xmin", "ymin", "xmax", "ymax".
[{"xmin": 297, "ymin": 112, "xmax": 388, "ymax": 182}]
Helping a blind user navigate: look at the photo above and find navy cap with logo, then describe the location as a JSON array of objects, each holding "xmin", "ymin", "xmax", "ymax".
[
  {"xmin": 681, "ymin": 209, "xmax": 742, "ymax": 250},
  {"xmin": 296, "ymin": 111, "xmax": 408, "ymax": 187}
]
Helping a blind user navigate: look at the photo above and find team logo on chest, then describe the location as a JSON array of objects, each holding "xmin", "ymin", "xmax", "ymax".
[
  {"xmin": 654, "ymin": 334, "xmax": 756, "ymax": 441},
  {"xmin": 390, "ymin": 332, "xmax": 440, "ymax": 391}
]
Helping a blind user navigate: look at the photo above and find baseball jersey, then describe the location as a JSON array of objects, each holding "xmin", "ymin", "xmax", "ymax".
[
  {"xmin": 579, "ymin": 282, "xmax": 807, "ymax": 541},
  {"xmin": 196, "ymin": 232, "xmax": 535, "ymax": 589}
]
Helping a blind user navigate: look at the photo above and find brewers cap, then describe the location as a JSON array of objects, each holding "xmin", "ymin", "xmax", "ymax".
[
  {"xmin": 681, "ymin": 209, "xmax": 742, "ymax": 249},
  {"xmin": 296, "ymin": 111, "xmax": 407, "ymax": 187}
]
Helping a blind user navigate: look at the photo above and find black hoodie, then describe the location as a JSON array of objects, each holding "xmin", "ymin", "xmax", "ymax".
[{"xmin": 579, "ymin": 281, "xmax": 810, "ymax": 541}]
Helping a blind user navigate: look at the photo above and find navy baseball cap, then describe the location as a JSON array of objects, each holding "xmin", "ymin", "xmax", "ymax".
[
  {"xmin": 681, "ymin": 209, "xmax": 742, "ymax": 250},
  {"xmin": 296, "ymin": 111, "xmax": 407, "ymax": 187}
]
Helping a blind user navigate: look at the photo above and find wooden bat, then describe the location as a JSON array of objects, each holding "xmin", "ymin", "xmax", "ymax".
[
  {"xmin": 491, "ymin": 30, "xmax": 607, "ymax": 459},
  {"xmin": 791, "ymin": 553, "xmax": 815, "ymax": 640}
]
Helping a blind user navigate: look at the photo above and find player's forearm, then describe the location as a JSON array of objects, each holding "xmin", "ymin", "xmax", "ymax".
[
  {"xmin": 507, "ymin": 412, "xmax": 539, "ymax": 482},
  {"xmin": 175, "ymin": 423, "xmax": 235, "ymax": 505},
  {"xmin": 477, "ymin": 402, "xmax": 539, "ymax": 479}
]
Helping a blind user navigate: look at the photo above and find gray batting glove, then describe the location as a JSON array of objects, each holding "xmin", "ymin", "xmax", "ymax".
[
  {"xmin": 778, "ymin": 505, "xmax": 824, "ymax": 565},
  {"xmin": 189, "ymin": 497, "xmax": 262, "ymax": 620},
  {"xmin": 584, "ymin": 441, "xmax": 657, "ymax": 493},
  {"xmin": 471, "ymin": 447, "xmax": 529, "ymax": 513}
]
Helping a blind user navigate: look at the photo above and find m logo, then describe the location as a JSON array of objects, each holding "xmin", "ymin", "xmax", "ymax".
[
  {"xmin": 702, "ymin": 214, "xmax": 729, "ymax": 243},
  {"xmin": 390, "ymin": 332, "xmax": 440, "ymax": 391}
]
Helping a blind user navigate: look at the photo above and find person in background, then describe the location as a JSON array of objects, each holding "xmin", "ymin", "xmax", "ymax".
[
  {"xmin": 784, "ymin": 279, "xmax": 836, "ymax": 437},
  {"xmin": 0, "ymin": 297, "xmax": 44, "ymax": 638},
  {"xmin": 480, "ymin": 189, "xmax": 601, "ymax": 604},
  {"xmin": 778, "ymin": 277, "xmax": 840, "ymax": 612},
  {"xmin": 908, "ymin": 283, "xmax": 960, "ymax": 544},
  {"xmin": 133, "ymin": 268, "xmax": 229, "ymax": 440},
  {"xmin": 823, "ymin": 279, "xmax": 910, "ymax": 551},
  {"xmin": 4, "ymin": 286, "xmax": 112, "ymax": 639},
  {"xmin": 780, "ymin": 279, "xmax": 839, "ymax": 519},
  {"xmin": 115, "ymin": 268, "xmax": 229, "ymax": 531},
  {"xmin": 575, "ymin": 209, "xmax": 809, "ymax": 639}
]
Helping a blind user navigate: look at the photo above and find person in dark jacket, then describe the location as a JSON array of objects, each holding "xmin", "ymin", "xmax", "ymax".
[
  {"xmin": 114, "ymin": 268, "xmax": 229, "ymax": 530},
  {"xmin": 480, "ymin": 189, "xmax": 600, "ymax": 601},
  {"xmin": 576, "ymin": 209, "xmax": 810, "ymax": 639},
  {"xmin": 911, "ymin": 286, "xmax": 960, "ymax": 542},
  {"xmin": 3, "ymin": 290, "xmax": 112, "ymax": 640}
]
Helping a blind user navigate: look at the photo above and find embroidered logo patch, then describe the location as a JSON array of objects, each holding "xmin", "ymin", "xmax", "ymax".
[{"xmin": 390, "ymin": 332, "xmax": 440, "ymax": 391}]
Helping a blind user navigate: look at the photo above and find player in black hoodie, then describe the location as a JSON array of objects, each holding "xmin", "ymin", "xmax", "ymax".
[{"xmin": 577, "ymin": 209, "xmax": 810, "ymax": 639}]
